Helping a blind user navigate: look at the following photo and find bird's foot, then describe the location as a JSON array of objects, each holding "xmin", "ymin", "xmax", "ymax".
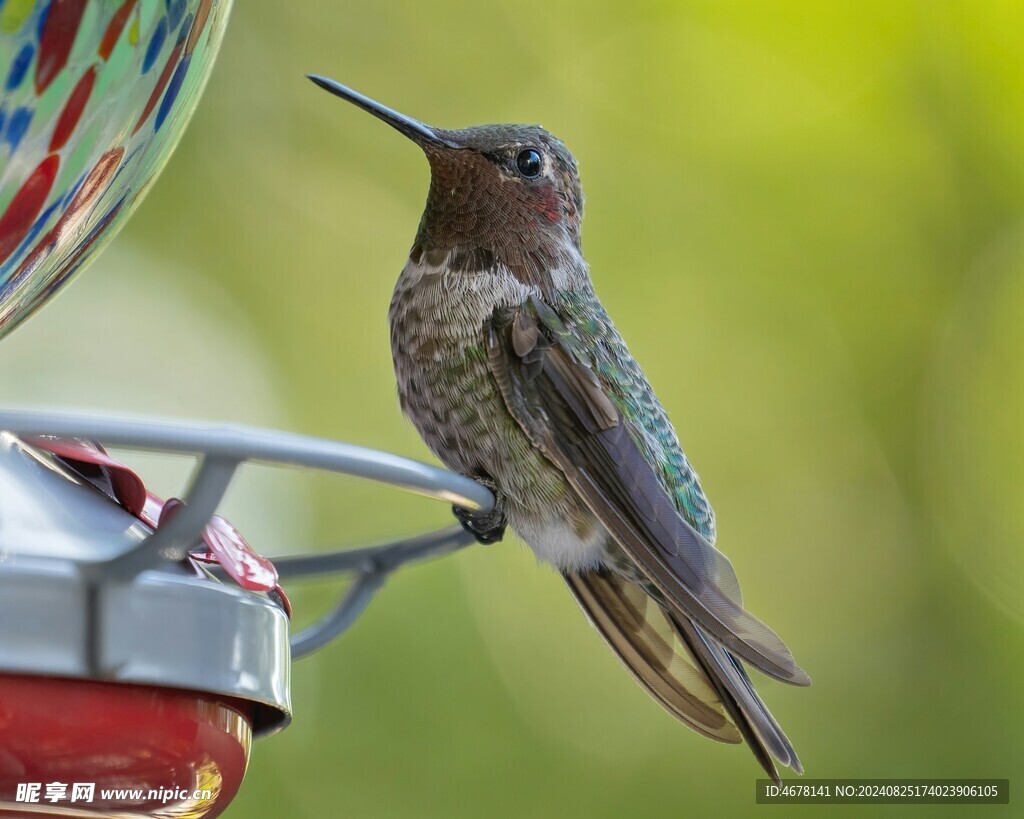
[{"xmin": 453, "ymin": 477, "xmax": 507, "ymax": 545}]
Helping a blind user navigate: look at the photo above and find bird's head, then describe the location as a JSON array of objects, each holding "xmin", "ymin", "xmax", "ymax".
[{"xmin": 308, "ymin": 76, "xmax": 584, "ymax": 278}]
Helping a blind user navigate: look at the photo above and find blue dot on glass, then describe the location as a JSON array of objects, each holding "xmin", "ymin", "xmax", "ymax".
[
  {"xmin": 155, "ymin": 54, "xmax": 190, "ymax": 131},
  {"xmin": 175, "ymin": 12, "xmax": 193, "ymax": 46},
  {"xmin": 6, "ymin": 44, "xmax": 33, "ymax": 91},
  {"xmin": 5, "ymin": 107, "xmax": 33, "ymax": 152},
  {"xmin": 35, "ymin": 1, "xmax": 51, "ymax": 42},
  {"xmin": 143, "ymin": 17, "xmax": 168, "ymax": 74},
  {"xmin": 168, "ymin": 0, "xmax": 186, "ymax": 31}
]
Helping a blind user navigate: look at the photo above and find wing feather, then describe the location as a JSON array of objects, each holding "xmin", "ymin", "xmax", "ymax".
[{"xmin": 485, "ymin": 304, "xmax": 810, "ymax": 686}]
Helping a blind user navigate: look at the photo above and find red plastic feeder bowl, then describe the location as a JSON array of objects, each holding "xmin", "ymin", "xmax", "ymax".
[{"xmin": 0, "ymin": 677, "xmax": 252, "ymax": 818}]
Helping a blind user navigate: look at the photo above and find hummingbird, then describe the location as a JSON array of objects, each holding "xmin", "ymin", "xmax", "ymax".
[{"xmin": 309, "ymin": 74, "xmax": 810, "ymax": 782}]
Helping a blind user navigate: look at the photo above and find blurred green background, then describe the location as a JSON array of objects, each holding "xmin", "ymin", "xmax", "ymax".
[{"xmin": 2, "ymin": 1, "xmax": 1023, "ymax": 816}]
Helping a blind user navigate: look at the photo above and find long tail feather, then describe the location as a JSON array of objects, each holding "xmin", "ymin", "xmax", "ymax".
[
  {"xmin": 566, "ymin": 568, "xmax": 801, "ymax": 783},
  {"xmin": 565, "ymin": 569, "xmax": 740, "ymax": 743},
  {"xmin": 670, "ymin": 611, "xmax": 802, "ymax": 783}
]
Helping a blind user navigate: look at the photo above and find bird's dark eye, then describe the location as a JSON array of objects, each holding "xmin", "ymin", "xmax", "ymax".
[{"xmin": 516, "ymin": 148, "xmax": 542, "ymax": 178}]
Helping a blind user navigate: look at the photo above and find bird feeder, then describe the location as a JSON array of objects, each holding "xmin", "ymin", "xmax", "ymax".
[{"xmin": 0, "ymin": 412, "xmax": 494, "ymax": 817}]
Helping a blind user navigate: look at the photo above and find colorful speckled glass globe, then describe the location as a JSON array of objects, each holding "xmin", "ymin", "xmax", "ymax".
[{"xmin": 0, "ymin": 0, "xmax": 232, "ymax": 340}]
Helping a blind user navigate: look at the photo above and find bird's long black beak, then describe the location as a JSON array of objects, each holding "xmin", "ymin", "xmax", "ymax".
[{"xmin": 307, "ymin": 75, "xmax": 463, "ymax": 150}]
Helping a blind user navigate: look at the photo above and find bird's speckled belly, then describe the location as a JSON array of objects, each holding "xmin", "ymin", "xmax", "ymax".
[{"xmin": 388, "ymin": 260, "xmax": 608, "ymax": 570}]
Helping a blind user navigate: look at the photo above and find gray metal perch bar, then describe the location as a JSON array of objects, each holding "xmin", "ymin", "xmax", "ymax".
[{"xmin": 0, "ymin": 409, "xmax": 495, "ymax": 659}]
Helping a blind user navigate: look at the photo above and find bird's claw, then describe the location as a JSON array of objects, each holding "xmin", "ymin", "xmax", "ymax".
[{"xmin": 453, "ymin": 478, "xmax": 507, "ymax": 545}]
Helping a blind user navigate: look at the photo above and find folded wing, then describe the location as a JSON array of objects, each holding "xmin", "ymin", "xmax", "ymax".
[{"xmin": 485, "ymin": 299, "xmax": 810, "ymax": 686}]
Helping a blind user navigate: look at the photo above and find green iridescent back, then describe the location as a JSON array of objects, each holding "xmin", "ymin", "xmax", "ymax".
[
  {"xmin": 0, "ymin": 0, "xmax": 232, "ymax": 339},
  {"xmin": 554, "ymin": 287, "xmax": 718, "ymax": 542}
]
